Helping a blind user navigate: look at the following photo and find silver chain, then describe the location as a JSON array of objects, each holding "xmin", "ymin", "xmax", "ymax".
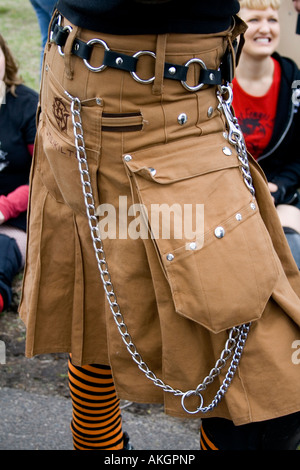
[
  {"xmin": 65, "ymin": 89, "xmax": 251, "ymax": 415},
  {"xmin": 217, "ymin": 84, "xmax": 255, "ymax": 197}
]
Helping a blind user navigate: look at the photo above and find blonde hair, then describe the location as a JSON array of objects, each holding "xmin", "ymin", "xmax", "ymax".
[{"xmin": 239, "ymin": 0, "xmax": 281, "ymax": 9}]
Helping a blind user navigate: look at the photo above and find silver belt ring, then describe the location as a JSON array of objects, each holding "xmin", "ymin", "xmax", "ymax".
[
  {"xmin": 83, "ymin": 38, "xmax": 110, "ymax": 72},
  {"xmin": 58, "ymin": 25, "xmax": 73, "ymax": 57},
  {"xmin": 130, "ymin": 50, "xmax": 156, "ymax": 84},
  {"xmin": 181, "ymin": 390, "xmax": 204, "ymax": 415},
  {"xmin": 181, "ymin": 58, "xmax": 207, "ymax": 92}
]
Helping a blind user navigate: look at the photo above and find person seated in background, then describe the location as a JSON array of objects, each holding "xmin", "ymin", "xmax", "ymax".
[
  {"xmin": 232, "ymin": 0, "xmax": 300, "ymax": 267},
  {"xmin": 0, "ymin": 33, "xmax": 38, "ymax": 313},
  {"xmin": 293, "ymin": 0, "xmax": 300, "ymax": 34}
]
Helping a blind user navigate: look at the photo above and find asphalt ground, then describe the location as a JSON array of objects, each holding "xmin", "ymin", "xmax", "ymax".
[
  {"xmin": 0, "ymin": 387, "xmax": 288, "ymax": 464},
  {"xmin": 0, "ymin": 387, "xmax": 201, "ymax": 451}
]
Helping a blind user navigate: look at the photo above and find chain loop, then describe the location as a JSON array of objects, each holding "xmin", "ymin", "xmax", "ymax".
[{"xmin": 65, "ymin": 89, "xmax": 251, "ymax": 415}]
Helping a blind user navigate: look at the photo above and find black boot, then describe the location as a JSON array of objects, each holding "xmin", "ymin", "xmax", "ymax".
[
  {"xmin": 123, "ymin": 432, "xmax": 134, "ymax": 450},
  {"xmin": 0, "ymin": 234, "xmax": 22, "ymax": 311}
]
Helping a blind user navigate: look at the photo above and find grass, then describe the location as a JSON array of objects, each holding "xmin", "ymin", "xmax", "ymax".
[{"xmin": 1, "ymin": 0, "xmax": 41, "ymax": 91}]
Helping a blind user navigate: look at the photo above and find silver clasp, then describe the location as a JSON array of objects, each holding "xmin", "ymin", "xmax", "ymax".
[{"xmin": 217, "ymin": 85, "xmax": 242, "ymax": 146}]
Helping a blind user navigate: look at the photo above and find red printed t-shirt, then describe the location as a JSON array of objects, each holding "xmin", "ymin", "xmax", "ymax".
[{"xmin": 232, "ymin": 58, "xmax": 281, "ymax": 160}]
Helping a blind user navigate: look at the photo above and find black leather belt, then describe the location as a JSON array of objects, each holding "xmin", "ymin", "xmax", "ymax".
[{"xmin": 50, "ymin": 14, "xmax": 234, "ymax": 89}]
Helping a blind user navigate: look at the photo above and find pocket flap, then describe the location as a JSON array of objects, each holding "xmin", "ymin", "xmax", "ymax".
[{"xmin": 124, "ymin": 133, "xmax": 239, "ymax": 184}]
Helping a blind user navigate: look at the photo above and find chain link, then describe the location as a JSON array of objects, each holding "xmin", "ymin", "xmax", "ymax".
[
  {"xmin": 65, "ymin": 89, "xmax": 251, "ymax": 415},
  {"xmin": 217, "ymin": 84, "xmax": 255, "ymax": 197}
]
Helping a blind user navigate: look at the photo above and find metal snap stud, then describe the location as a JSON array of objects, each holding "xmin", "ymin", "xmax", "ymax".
[
  {"xmin": 214, "ymin": 226, "xmax": 225, "ymax": 238},
  {"xmin": 178, "ymin": 113, "xmax": 188, "ymax": 125},
  {"xmin": 124, "ymin": 154, "xmax": 132, "ymax": 162},
  {"xmin": 189, "ymin": 242, "xmax": 197, "ymax": 250},
  {"xmin": 250, "ymin": 202, "xmax": 256, "ymax": 210},
  {"xmin": 222, "ymin": 146, "xmax": 232, "ymax": 156},
  {"xmin": 168, "ymin": 66, "xmax": 176, "ymax": 75},
  {"xmin": 148, "ymin": 167, "xmax": 156, "ymax": 177},
  {"xmin": 115, "ymin": 57, "xmax": 124, "ymax": 65},
  {"xmin": 166, "ymin": 253, "xmax": 174, "ymax": 261},
  {"xmin": 235, "ymin": 213, "xmax": 242, "ymax": 221},
  {"xmin": 207, "ymin": 106, "xmax": 214, "ymax": 118}
]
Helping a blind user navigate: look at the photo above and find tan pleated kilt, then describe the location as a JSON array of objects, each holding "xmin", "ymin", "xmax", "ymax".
[{"xmin": 19, "ymin": 13, "xmax": 300, "ymax": 425}]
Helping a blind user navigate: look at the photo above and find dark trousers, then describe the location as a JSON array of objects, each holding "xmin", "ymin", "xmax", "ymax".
[
  {"xmin": 0, "ymin": 234, "xmax": 22, "ymax": 310},
  {"xmin": 284, "ymin": 227, "xmax": 300, "ymax": 269},
  {"xmin": 201, "ymin": 411, "xmax": 300, "ymax": 450}
]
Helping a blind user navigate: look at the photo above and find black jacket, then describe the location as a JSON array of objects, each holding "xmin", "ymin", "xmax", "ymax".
[
  {"xmin": 257, "ymin": 52, "xmax": 300, "ymax": 206},
  {"xmin": 55, "ymin": 0, "xmax": 240, "ymax": 34},
  {"xmin": 0, "ymin": 85, "xmax": 38, "ymax": 231}
]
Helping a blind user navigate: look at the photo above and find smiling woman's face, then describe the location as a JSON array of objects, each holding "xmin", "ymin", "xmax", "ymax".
[
  {"xmin": 239, "ymin": 7, "xmax": 280, "ymax": 59},
  {"xmin": 0, "ymin": 47, "xmax": 5, "ymax": 82}
]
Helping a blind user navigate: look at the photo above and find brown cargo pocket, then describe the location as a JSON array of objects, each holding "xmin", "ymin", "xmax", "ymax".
[
  {"xmin": 123, "ymin": 133, "xmax": 280, "ymax": 333},
  {"xmin": 37, "ymin": 64, "xmax": 102, "ymax": 215}
]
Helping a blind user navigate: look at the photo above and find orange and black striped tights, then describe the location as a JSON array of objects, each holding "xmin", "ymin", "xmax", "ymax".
[
  {"xmin": 68, "ymin": 355, "xmax": 220, "ymax": 451},
  {"xmin": 68, "ymin": 356, "xmax": 300, "ymax": 450},
  {"xmin": 68, "ymin": 356, "xmax": 125, "ymax": 450},
  {"xmin": 68, "ymin": 355, "xmax": 218, "ymax": 450}
]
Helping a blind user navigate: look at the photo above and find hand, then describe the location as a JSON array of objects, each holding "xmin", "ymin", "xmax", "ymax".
[
  {"xmin": 293, "ymin": 0, "xmax": 300, "ymax": 13},
  {"xmin": 0, "ymin": 211, "xmax": 5, "ymax": 224},
  {"xmin": 268, "ymin": 182, "xmax": 278, "ymax": 204}
]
